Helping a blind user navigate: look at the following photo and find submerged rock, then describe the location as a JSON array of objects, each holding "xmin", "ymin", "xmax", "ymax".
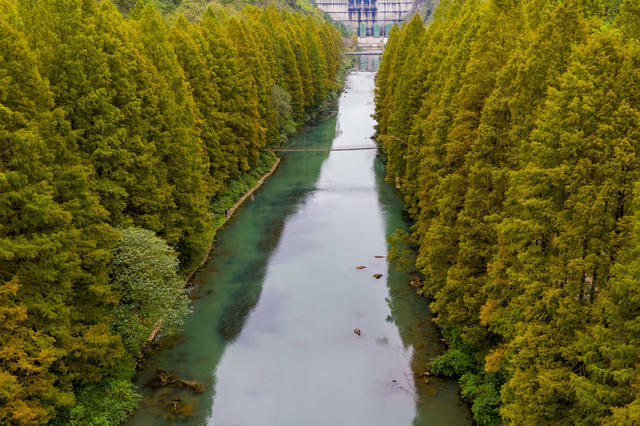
[
  {"xmin": 146, "ymin": 369, "xmax": 204, "ymax": 393},
  {"xmin": 165, "ymin": 399, "xmax": 186, "ymax": 416},
  {"xmin": 161, "ymin": 397, "xmax": 195, "ymax": 418},
  {"xmin": 181, "ymin": 379, "xmax": 204, "ymax": 393},
  {"xmin": 409, "ymin": 277, "xmax": 423, "ymax": 287}
]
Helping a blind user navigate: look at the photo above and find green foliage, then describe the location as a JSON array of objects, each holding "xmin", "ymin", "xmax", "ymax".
[
  {"xmin": 139, "ymin": 0, "xmax": 336, "ymax": 23},
  {"xmin": 377, "ymin": 0, "xmax": 640, "ymax": 423},
  {"xmin": 210, "ymin": 151, "xmax": 277, "ymax": 226},
  {"xmin": 460, "ymin": 372, "xmax": 502, "ymax": 426},
  {"xmin": 1, "ymin": 1, "xmax": 342, "ymax": 423},
  {"xmin": 270, "ymin": 85, "xmax": 297, "ymax": 142},
  {"xmin": 431, "ymin": 349, "xmax": 475, "ymax": 377},
  {"xmin": 111, "ymin": 227, "xmax": 191, "ymax": 356},
  {"xmin": 1, "ymin": 2, "xmax": 122, "ymax": 422},
  {"xmin": 387, "ymin": 229, "xmax": 415, "ymax": 272},
  {"xmin": 68, "ymin": 377, "xmax": 140, "ymax": 426},
  {"xmin": 114, "ymin": 0, "xmax": 180, "ymax": 15}
]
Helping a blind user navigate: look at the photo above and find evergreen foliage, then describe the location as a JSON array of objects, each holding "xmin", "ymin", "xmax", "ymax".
[
  {"xmin": 111, "ymin": 227, "xmax": 191, "ymax": 357},
  {"xmin": 0, "ymin": 0, "xmax": 343, "ymax": 423},
  {"xmin": 376, "ymin": 1, "xmax": 640, "ymax": 423}
]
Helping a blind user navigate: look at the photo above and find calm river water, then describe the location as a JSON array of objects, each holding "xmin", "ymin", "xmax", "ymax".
[{"xmin": 127, "ymin": 57, "xmax": 471, "ymax": 426}]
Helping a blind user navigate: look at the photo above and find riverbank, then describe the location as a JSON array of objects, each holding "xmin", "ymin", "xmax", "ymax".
[
  {"xmin": 145, "ymin": 153, "xmax": 280, "ymax": 343},
  {"xmin": 184, "ymin": 154, "xmax": 282, "ymax": 284},
  {"xmin": 145, "ymin": 54, "xmax": 355, "ymax": 345},
  {"xmin": 128, "ymin": 59, "xmax": 470, "ymax": 426},
  {"xmin": 182, "ymin": 54, "xmax": 356, "ymax": 286}
]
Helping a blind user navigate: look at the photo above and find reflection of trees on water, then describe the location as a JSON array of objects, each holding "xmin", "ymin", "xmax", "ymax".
[
  {"xmin": 358, "ymin": 54, "xmax": 382, "ymax": 72},
  {"xmin": 216, "ymin": 122, "xmax": 337, "ymax": 342},
  {"xmin": 129, "ymin": 120, "xmax": 337, "ymax": 425},
  {"xmin": 373, "ymin": 156, "xmax": 471, "ymax": 425},
  {"xmin": 217, "ymin": 182, "xmax": 329, "ymax": 342}
]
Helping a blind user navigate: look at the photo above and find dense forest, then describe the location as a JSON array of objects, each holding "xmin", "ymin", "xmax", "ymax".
[
  {"xmin": 0, "ymin": 0, "xmax": 343, "ymax": 423},
  {"xmin": 112, "ymin": 0, "xmax": 347, "ymax": 31},
  {"xmin": 376, "ymin": 0, "xmax": 640, "ymax": 424}
]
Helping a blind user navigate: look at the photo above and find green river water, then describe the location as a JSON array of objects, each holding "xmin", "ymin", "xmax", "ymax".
[{"xmin": 127, "ymin": 57, "xmax": 471, "ymax": 426}]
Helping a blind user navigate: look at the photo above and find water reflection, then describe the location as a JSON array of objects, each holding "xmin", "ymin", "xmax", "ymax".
[
  {"xmin": 127, "ymin": 59, "xmax": 470, "ymax": 426},
  {"xmin": 206, "ymin": 68, "xmax": 417, "ymax": 426},
  {"xmin": 357, "ymin": 54, "xmax": 381, "ymax": 71},
  {"xmin": 373, "ymin": 158, "xmax": 471, "ymax": 425},
  {"xmin": 127, "ymin": 121, "xmax": 335, "ymax": 425}
]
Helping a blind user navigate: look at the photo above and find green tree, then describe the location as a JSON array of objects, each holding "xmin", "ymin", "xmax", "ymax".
[
  {"xmin": 111, "ymin": 227, "xmax": 191, "ymax": 357},
  {"xmin": 130, "ymin": 3, "xmax": 212, "ymax": 270},
  {"xmin": 0, "ymin": 278, "xmax": 56, "ymax": 425},
  {"xmin": 1, "ymin": 3, "xmax": 123, "ymax": 422},
  {"xmin": 375, "ymin": 0, "xmax": 640, "ymax": 423}
]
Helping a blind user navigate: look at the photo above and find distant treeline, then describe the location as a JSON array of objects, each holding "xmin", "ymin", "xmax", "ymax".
[
  {"xmin": 0, "ymin": 0, "xmax": 342, "ymax": 424},
  {"xmin": 376, "ymin": 0, "xmax": 640, "ymax": 424},
  {"xmin": 113, "ymin": 0, "xmax": 353, "ymax": 37}
]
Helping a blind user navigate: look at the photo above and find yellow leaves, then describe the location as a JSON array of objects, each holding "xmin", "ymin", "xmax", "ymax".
[
  {"xmin": 0, "ymin": 371, "xmax": 20, "ymax": 399},
  {"xmin": 3, "ymin": 399, "xmax": 49, "ymax": 426},
  {"xmin": 605, "ymin": 397, "xmax": 640, "ymax": 425},
  {"xmin": 0, "ymin": 279, "xmax": 59, "ymax": 425},
  {"xmin": 34, "ymin": 344, "xmax": 60, "ymax": 371},
  {"xmin": 0, "ymin": 277, "xmax": 27, "ymax": 324},
  {"xmin": 484, "ymin": 346, "xmax": 506, "ymax": 373},
  {"xmin": 479, "ymin": 298, "xmax": 498, "ymax": 327}
]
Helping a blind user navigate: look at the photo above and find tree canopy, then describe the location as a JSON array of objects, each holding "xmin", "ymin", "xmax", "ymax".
[
  {"xmin": 0, "ymin": 0, "xmax": 343, "ymax": 423},
  {"xmin": 376, "ymin": 1, "xmax": 640, "ymax": 424}
]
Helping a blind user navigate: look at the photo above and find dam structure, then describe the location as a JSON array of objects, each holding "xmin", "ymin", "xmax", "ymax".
[{"xmin": 317, "ymin": 0, "xmax": 418, "ymax": 37}]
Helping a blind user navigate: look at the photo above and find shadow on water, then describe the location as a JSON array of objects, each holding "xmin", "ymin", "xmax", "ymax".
[
  {"xmin": 373, "ymin": 157, "xmax": 472, "ymax": 426},
  {"xmin": 127, "ymin": 118, "xmax": 336, "ymax": 425},
  {"xmin": 216, "ymin": 150, "xmax": 334, "ymax": 343},
  {"xmin": 368, "ymin": 48, "xmax": 471, "ymax": 425},
  {"xmin": 127, "ymin": 57, "xmax": 471, "ymax": 425}
]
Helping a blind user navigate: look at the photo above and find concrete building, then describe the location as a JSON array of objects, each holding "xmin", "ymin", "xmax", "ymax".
[{"xmin": 316, "ymin": 0, "xmax": 418, "ymax": 37}]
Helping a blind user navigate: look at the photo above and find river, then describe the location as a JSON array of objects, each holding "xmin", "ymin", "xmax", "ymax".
[{"xmin": 127, "ymin": 57, "xmax": 471, "ymax": 426}]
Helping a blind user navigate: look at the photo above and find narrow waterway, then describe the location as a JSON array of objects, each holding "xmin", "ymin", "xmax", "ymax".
[{"xmin": 128, "ymin": 58, "xmax": 471, "ymax": 426}]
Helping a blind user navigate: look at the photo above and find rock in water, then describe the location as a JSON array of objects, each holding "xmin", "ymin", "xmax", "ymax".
[
  {"xmin": 354, "ymin": 328, "xmax": 361, "ymax": 336},
  {"xmin": 146, "ymin": 369, "xmax": 204, "ymax": 393},
  {"xmin": 409, "ymin": 277, "xmax": 423, "ymax": 287},
  {"xmin": 373, "ymin": 273, "xmax": 383, "ymax": 279},
  {"xmin": 181, "ymin": 379, "xmax": 204, "ymax": 393},
  {"xmin": 356, "ymin": 265, "xmax": 366, "ymax": 270},
  {"xmin": 166, "ymin": 399, "xmax": 186, "ymax": 416}
]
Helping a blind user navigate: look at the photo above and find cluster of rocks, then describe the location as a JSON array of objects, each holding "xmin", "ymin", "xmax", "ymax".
[
  {"xmin": 409, "ymin": 277, "xmax": 423, "ymax": 295},
  {"xmin": 146, "ymin": 369, "xmax": 204, "ymax": 417}
]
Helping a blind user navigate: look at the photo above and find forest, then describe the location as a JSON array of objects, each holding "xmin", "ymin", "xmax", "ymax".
[
  {"xmin": 111, "ymin": 0, "xmax": 345, "ymax": 30},
  {"xmin": 376, "ymin": 0, "xmax": 640, "ymax": 424},
  {"xmin": 0, "ymin": 0, "xmax": 343, "ymax": 423}
]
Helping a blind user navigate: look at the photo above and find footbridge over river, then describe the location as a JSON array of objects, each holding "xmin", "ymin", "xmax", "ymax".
[{"xmin": 317, "ymin": 0, "xmax": 421, "ymax": 37}]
